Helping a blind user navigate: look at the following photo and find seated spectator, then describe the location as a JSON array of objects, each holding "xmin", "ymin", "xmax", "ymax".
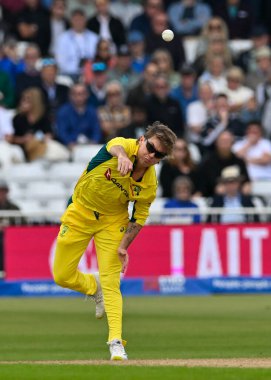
[
  {"xmin": 198, "ymin": 130, "xmax": 250, "ymax": 197},
  {"xmin": 86, "ymin": 62, "xmax": 108, "ymax": 109},
  {"xmin": 0, "ymin": 39, "xmax": 24, "ymax": 86},
  {"xmin": 225, "ymin": 66, "xmax": 254, "ymax": 112},
  {"xmin": 239, "ymin": 96, "xmax": 261, "ymax": 125},
  {"xmin": 56, "ymin": 83, "xmax": 101, "ymax": 149},
  {"xmin": 48, "ymin": 0, "xmax": 69, "ymax": 56},
  {"xmin": 160, "ymin": 138, "xmax": 199, "ymax": 198},
  {"xmin": 12, "ymin": 87, "xmax": 69, "ymax": 161},
  {"xmin": 107, "ymin": 44, "xmax": 140, "ymax": 97},
  {"xmin": 0, "ymin": 69, "xmax": 14, "ymax": 108},
  {"xmin": 55, "ymin": 9, "xmax": 99, "ymax": 78},
  {"xmin": 257, "ymin": 72, "xmax": 271, "ymax": 138},
  {"xmin": 146, "ymin": 75, "xmax": 184, "ymax": 137},
  {"xmin": 119, "ymin": 105, "xmax": 147, "ymax": 139},
  {"xmin": 39, "ymin": 57, "xmax": 69, "ymax": 122},
  {"xmin": 207, "ymin": 165, "xmax": 259, "ymax": 224},
  {"xmin": 233, "ymin": 121, "xmax": 271, "ymax": 180},
  {"xmin": 168, "ymin": 0, "xmax": 211, "ymax": 37},
  {"xmin": 0, "ymin": 179, "xmax": 22, "ymax": 227},
  {"xmin": 151, "ymin": 49, "xmax": 179, "ymax": 89},
  {"xmin": 82, "ymin": 38, "xmax": 116, "ymax": 84},
  {"xmin": 171, "ymin": 63, "xmax": 198, "ymax": 123},
  {"xmin": 194, "ymin": 36, "xmax": 232, "ymax": 77},
  {"xmin": 196, "ymin": 16, "xmax": 229, "ymax": 57},
  {"xmin": 16, "ymin": 44, "xmax": 42, "ymax": 102},
  {"xmin": 245, "ymin": 47, "xmax": 271, "ymax": 91},
  {"xmin": 164, "ymin": 176, "xmax": 201, "ymax": 224},
  {"xmin": 98, "ymin": 80, "xmax": 131, "ymax": 142},
  {"xmin": 126, "ymin": 61, "xmax": 159, "ymax": 111},
  {"xmin": 15, "ymin": 0, "xmax": 51, "ymax": 56},
  {"xmin": 87, "ymin": 0, "xmax": 126, "ymax": 49},
  {"xmin": 199, "ymin": 55, "xmax": 227, "ymax": 95},
  {"xmin": 187, "ymin": 81, "xmax": 214, "ymax": 146},
  {"xmin": 213, "ymin": 0, "xmax": 253, "ymax": 40},
  {"xmin": 237, "ymin": 25, "xmax": 270, "ymax": 74},
  {"xmin": 129, "ymin": 0, "xmax": 164, "ymax": 36},
  {"xmin": 145, "ymin": 11, "xmax": 185, "ymax": 71},
  {"xmin": 128, "ymin": 30, "xmax": 149, "ymax": 74},
  {"xmin": 110, "ymin": 0, "xmax": 143, "ymax": 30},
  {"xmin": 200, "ymin": 93, "xmax": 246, "ymax": 152}
]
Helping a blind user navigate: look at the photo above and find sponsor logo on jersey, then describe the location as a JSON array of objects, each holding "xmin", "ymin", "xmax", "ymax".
[
  {"xmin": 104, "ymin": 168, "xmax": 111, "ymax": 180},
  {"xmin": 111, "ymin": 177, "xmax": 129, "ymax": 198}
]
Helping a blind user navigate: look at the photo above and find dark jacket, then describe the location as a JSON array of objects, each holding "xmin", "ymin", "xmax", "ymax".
[
  {"xmin": 87, "ymin": 15, "xmax": 126, "ymax": 47},
  {"xmin": 207, "ymin": 194, "xmax": 259, "ymax": 223}
]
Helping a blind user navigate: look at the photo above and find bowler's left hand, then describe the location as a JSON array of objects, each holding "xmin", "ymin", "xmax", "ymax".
[{"xmin": 118, "ymin": 247, "xmax": 129, "ymax": 273}]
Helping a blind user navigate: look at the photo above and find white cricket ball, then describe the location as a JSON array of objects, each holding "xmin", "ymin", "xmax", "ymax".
[{"xmin": 162, "ymin": 29, "xmax": 174, "ymax": 42}]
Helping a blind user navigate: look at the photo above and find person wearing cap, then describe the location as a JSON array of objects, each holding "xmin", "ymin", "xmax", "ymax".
[
  {"xmin": 107, "ymin": 44, "xmax": 140, "ymax": 97},
  {"xmin": 170, "ymin": 63, "xmax": 198, "ymax": 122},
  {"xmin": 207, "ymin": 165, "xmax": 259, "ymax": 224},
  {"xmin": 127, "ymin": 30, "xmax": 149, "ymax": 74},
  {"xmin": 245, "ymin": 46, "xmax": 271, "ymax": 90},
  {"xmin": 86, "ymin": 62, "xmax": 108, "ymax": 109}
]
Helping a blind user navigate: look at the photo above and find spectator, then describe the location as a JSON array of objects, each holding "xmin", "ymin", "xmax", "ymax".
[
  {"xmin": 110, "ymin": 0, "xmax": 142, "ymax": 30},
  {"xmin": 12, "ymin": 87, "xmax": 67, "ymax": 161},
  {"xmin": 16, "ymin": 0, "xmax": 51, "ymax": 56},
  {"xmin": 56, "ymin": 83, "xmax": 101, "ymax": 149},
  {"xmin": 55, "ymin": 9, "xmax": 99, "ymax": 78},
  {"xmin": 199, "ymin": 55, "xmax": 227, "ymax": 95},
  {"xmin": 187, "ymin": 81, "xmax": 214, "ymax": 146},
  {"xmin": 48, "ymin": 0, "xmax": 69, "ymax": 56},
  {"xmin": 39, "ymin": 57, "xmax": 69, "ymax": 122},
  {"xmin": 87, "ymin": 61, "xmax": 108, "ymax": 109},
  {"xmin": 237, "ymin": 25, "xmax": 270, "ymax": 74},
  {"xmin": 145, "ymin": 11, "xmax": 185, "ymax": 71},
  {"xmin": 129, "ymin": 0, "xmax": 164, "ymax": 36},
  {"xmin": 0, "ymin": 39, "xmax": 24, "ymax": 86},
  {"xmin": 245, "ymin": 46, "xmax": 271, "ymax": 91},
  {"xmin": 82, "ymin": 38, "xmax": 116, "ymax": 84},
  {"xmin": 126, "ymin": 61, "xmax": 159, "ymax": 110},
  {"xmin": 98, "ymin": 80, "xmax": 131, "ymax": 142},
  {"xmin": 0, "ymin": 179, "xmax": 22, "ymax": 227},
  {"xmin": 119, "ymin": 105, "xmax": 147, "ymax": 139},
  {"xmin": 171, "ymin": 63, "xmax": 198, "ymax": 122},
  {"xmin": 16, "ymin": 44, "xmax": 42, "ymax": 102},
  {"xmin": 233, "ymin": 121, "xmax": 271, "ymax": 180},
  {"xmin": 257, "ymin": 71, "xmax": 271, "ymax": 138},
  {"xmin": 160, "ymin": 138, "xmax": 199, "ymax": 198},
  {"xmin": 194, "ymin": 36, "xmax": 232, "ymax": 77},
  {"xmin": 127, "ymin": 30, "xmax": 149, "ymax": 74},
  {"xmin": 196, "ymin": 16, "xmax": 229, "ymax": 57},
  {"xmin": 151, "ymin": 49, "xmax": 179, "ymax": 89},
  {"xmin": 200, "ymin": 93, "xmax": 246, "ymax": 152},
  {"xmin": 164, "ymin": 176, "xmax": 201, "ymax": 224},
  {"xmin": 198, "ymin": 130, "xmax": 250, "ymax": 197},
  {"xmin": 107, "ymin": 44, "xmax": 139, "ymax": 97},
  {"xmin": 146, "ymin": 74, "xmax": 184, "ymax": 137},
  {"xmin": 213, "ymin": 0, "xmax": 253, "ymax": 40},
  {"xmin": 225, "ymin": 66, "xmax": 254, "ymax": 112},
  {"xmin": 207, "ymin": 165, "xmax": 259, "ymax": 224},
  {"xmin": 239, "ymin": 96, "xmax": 261, "ymax": 126},
  {"xmin": 168, "ymin": 0, "xmax": 211, "ymax": 37},
  {"xmin": 65, "ymin": 0, "xmax": 96, "ymax": 19},
  {"xmin": 0, "ymin": 69, "xmax": 14, "ymax": 108},
  {"xmin": 87, "ymin": 0, "xmax": 126, "ymax": 49}
]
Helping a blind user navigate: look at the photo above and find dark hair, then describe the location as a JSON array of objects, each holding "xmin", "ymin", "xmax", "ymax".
[
  {"xmin": 144, "ymin": 121, "xmax": 177, "ymax": 156},
  {"xmin": 71, "ymin": 8, "xmax": 86, "ymax": 17},
  {"xmin": 246, "ymin": 120, "xmax": 264, "ymax": 133}
]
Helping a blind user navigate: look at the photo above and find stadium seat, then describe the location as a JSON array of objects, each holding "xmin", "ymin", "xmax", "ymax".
[
  {"xmin": 9, "ymin": 162, "xmax": 48, "ymax": 184},
  {"xmin": 251, "ymin": 180, "xmax": 271, "ymax": 197},
  {"xmin": 47, "ymin": 162, "xmax": 86, "ymax": 185},
  {"xmin": 72, "ymin": 144, "xmax": 103, "ymax": 163},
  {"xmin": 26, "ymin": 181, "xmax": 68, "ymax": 201}
]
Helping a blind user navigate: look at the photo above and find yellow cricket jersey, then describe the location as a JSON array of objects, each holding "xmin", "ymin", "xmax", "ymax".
[{"xmin": 72, "ymin": 137, "xmax": 158, "ymax": 226}]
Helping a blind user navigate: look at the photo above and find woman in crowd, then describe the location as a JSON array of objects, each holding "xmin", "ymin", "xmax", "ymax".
[{"xmin": 151, "ymin": 49, "xmax": 179, "ymax": 89}]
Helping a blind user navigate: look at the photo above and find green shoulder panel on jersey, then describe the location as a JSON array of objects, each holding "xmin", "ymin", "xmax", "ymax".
[{"xmin": 86, "ymin": 145, "xmax": 113, "ymax": 172}]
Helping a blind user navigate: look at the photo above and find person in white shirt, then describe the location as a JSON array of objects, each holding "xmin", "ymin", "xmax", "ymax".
[
  {"xmin": 233, "ymin": 121, "xmax": 271, "ymax": 180},
  {"xmin": 199, "ymin": 55, "xmax": 227, "ymax": 94},
  {"xmin": 186, "ymin": 82, "xmax": 214, "ymax": 144},
  {"xmin": 55, "ymin": 9, "xmax": 99, "ymax": 78},
  {"xmin": 49, "ymin": 0, "xmax": 69, "ymax": 56}
]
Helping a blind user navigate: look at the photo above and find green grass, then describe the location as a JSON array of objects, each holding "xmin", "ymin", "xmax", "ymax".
[{"xmin": 1, "ymin": 295, "xmax": 271, "ymax": 379}]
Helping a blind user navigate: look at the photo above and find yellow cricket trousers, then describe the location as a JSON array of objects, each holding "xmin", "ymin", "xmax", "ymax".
[{"xmin": 53, "ymin": 201, "xmax": 129, "ymax": 342}]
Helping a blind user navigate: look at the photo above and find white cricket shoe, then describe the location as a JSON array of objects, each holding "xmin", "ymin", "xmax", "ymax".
[
  {"xmin": 108, "ymin": 339, "xmax": 128, "ymax": 361},
  {"xmin": 88, "ymin": 273, "xmax": 105, "ymax": 319}
]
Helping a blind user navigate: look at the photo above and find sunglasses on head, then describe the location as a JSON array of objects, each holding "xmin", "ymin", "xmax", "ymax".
[{"xmin": 146, "ymin": 139, "xmax": 167, "ymax": 159}]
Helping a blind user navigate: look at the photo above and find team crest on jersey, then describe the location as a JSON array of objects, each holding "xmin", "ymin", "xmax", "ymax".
[
  {"xmin": 60, "ymin": 224, "xmax": 69, "ymax": 237},
  {"xmin": 131, "ymin": 184, "xmax": 142, "ymax": 196},
  {"xmin": 104, "ymin": 168, "xmax": 111, "ymax": 180}
]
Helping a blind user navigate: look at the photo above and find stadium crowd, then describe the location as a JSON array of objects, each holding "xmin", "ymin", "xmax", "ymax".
[{"xmin": 1, "ymin": 0, "xmax": 271, "ymax": 226}]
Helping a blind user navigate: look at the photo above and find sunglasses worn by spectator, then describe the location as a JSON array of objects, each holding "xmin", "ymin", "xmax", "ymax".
[{"xmin": 146, "ymin": 139, "xmax": 167, "ymax": 159}]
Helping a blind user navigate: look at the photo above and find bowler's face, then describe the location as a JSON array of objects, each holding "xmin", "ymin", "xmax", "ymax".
[{"xmin": 137, "ymin": 136, "xmax": 167, "ymax": 168}]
